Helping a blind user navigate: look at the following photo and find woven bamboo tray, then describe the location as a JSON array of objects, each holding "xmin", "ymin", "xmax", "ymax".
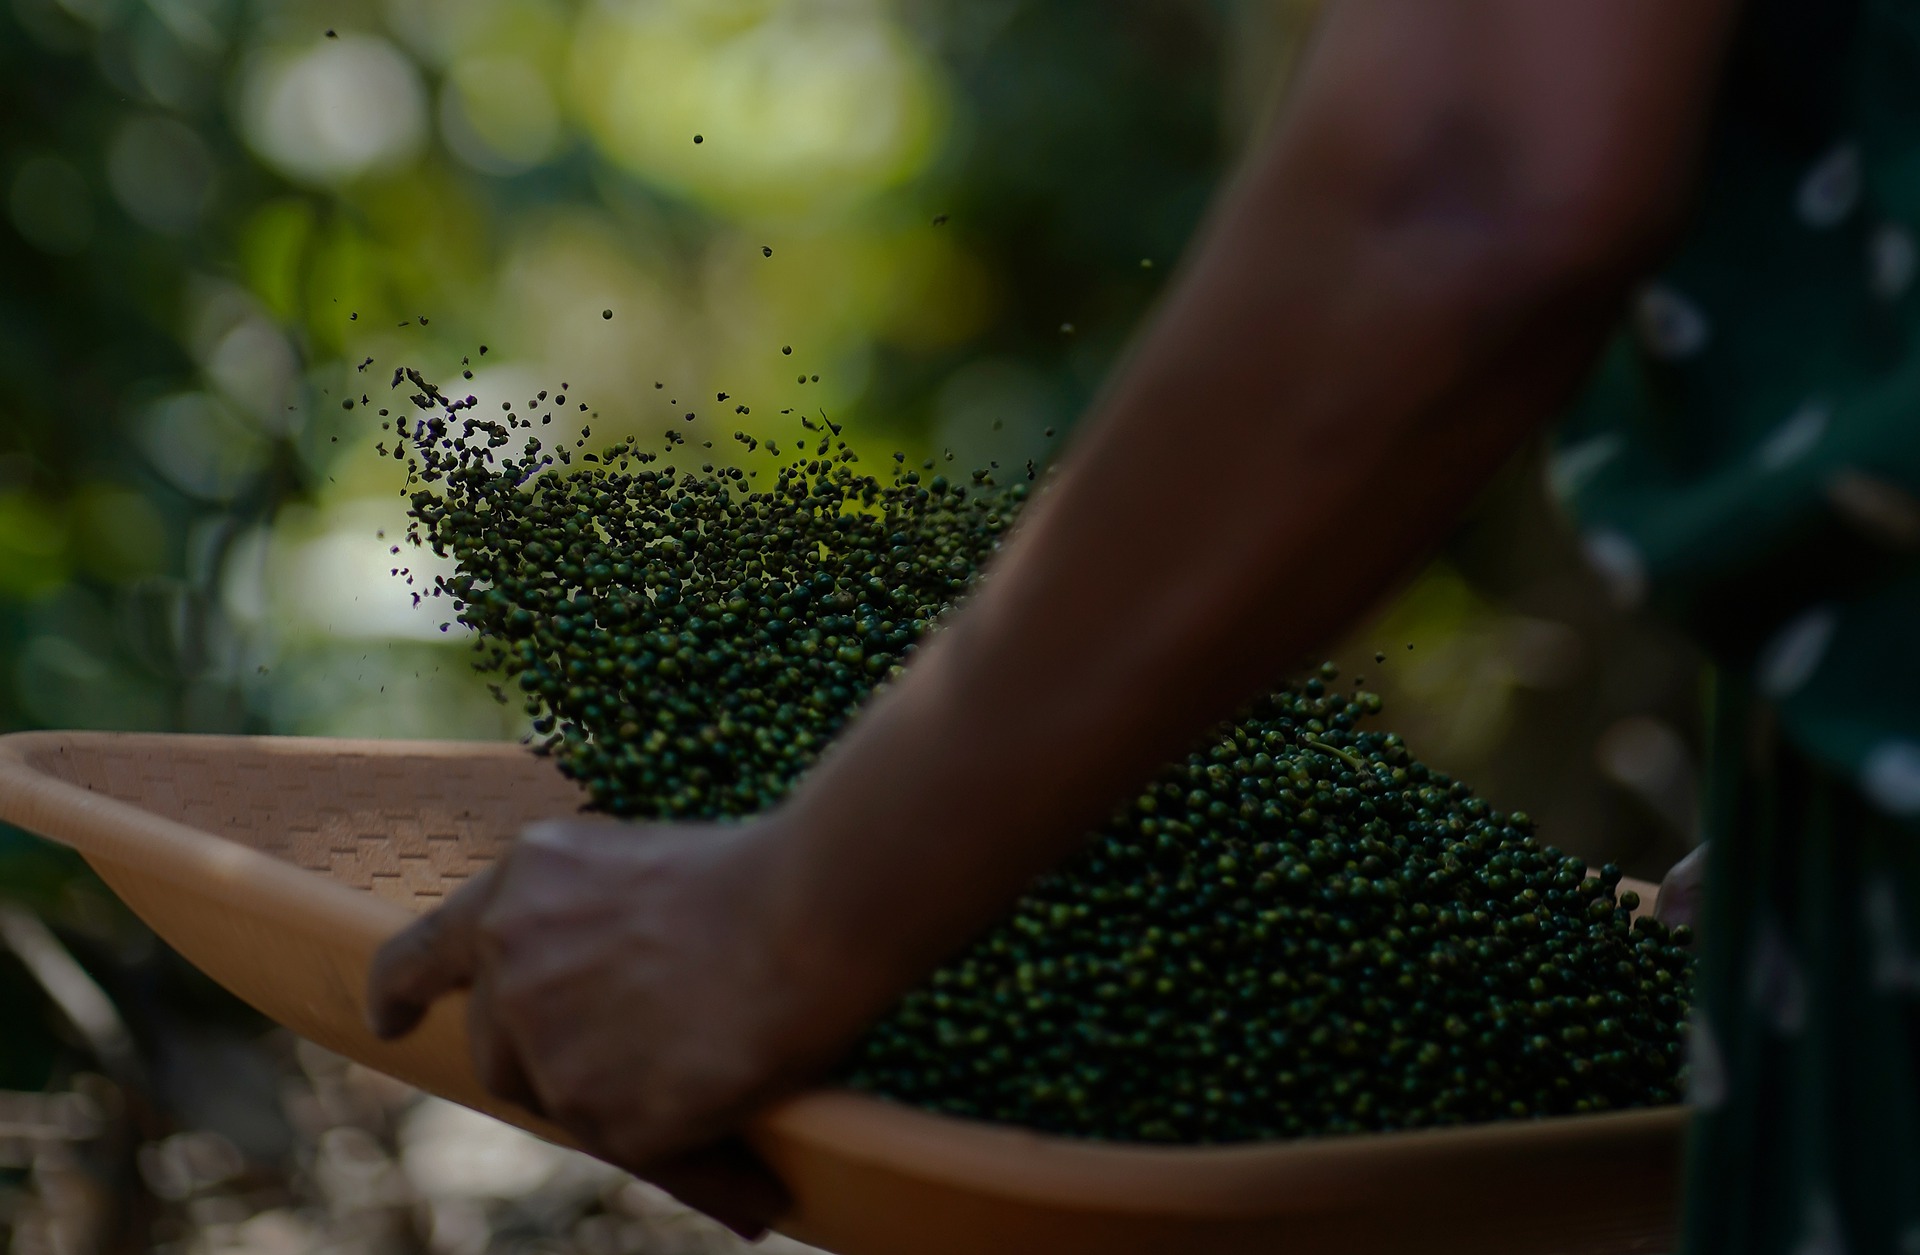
[{"xmin": 0, "ymin": 731, "xmax": 1686, "ymax": 1255}]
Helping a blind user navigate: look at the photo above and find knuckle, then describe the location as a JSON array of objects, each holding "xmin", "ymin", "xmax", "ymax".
[
  {"xmin": 518, "ymin": 820, "xmax": 592, "ymax": 860},
  {"xmin": 389, "ymin": 913, "xmax": 441, "ymax": 961},
  {"xmin": 476, "ymin": 894, "xmax": 538, "ymax": 954},
  {"xmin": 521, "ymin": 817, "xmax": 631, "ymax": 866},
  {"xmin": 518, "ymin": 818, "xmax": 570, "ymax": 848},
  {"xmin": 372, "ymin": 928, "xmax": 435, "ymax": 993},
  {"xmin": 474, "ymin": 904, "xmax": 513, "ymax": 949}
]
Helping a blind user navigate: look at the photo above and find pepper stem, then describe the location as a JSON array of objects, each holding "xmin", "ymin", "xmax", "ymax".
[{"xmin": 1303, "ymin": 738, "xmax": 1369, "ymax": 774}]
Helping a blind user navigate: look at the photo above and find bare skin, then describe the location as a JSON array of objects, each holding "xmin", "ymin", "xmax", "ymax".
[{"xmin": 368, "ymin": 0, "xmax": 1744, "ymax": 1236}]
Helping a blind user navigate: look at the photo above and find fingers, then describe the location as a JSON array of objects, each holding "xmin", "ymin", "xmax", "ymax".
[
  {"xmin": 467, "ymin": 967, "xmax": 545, "ymax": 1115},
  {"xmin": 641, "ymin": 1138, "xmax": 792, "ymax": 1240},
  {"xmin": 365, "ymin": 869, "xmax": 498, "ymax": 1040},
  {"xmin": 1655, "ymin": 842, "xmax": 1710, "ymax": 931}
]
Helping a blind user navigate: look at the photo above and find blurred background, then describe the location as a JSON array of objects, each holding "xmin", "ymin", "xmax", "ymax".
[{"xmin": 0, "ymin": 0, "xmax": 1706, "ymax": 1250}]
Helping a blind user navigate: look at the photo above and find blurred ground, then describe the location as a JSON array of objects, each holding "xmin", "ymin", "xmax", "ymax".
[{"xmin": 6, "ymin": 1032, "xmax": 827, "ymax": 1255}]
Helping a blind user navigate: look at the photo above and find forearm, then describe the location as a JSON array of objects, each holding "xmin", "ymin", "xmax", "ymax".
[
  {"xmin": 772, "ymin": 234, "xmax": 1615, "ymax": 1004},
  {"xmin": 763, "ymin": 0, "xmax": 1737, "ymax": 1016}
]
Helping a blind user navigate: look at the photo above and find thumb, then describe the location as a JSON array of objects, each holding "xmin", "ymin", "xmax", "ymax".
[{"xmin": 365, "ymin": 869, "xmax": 496, "ymax": 1039}]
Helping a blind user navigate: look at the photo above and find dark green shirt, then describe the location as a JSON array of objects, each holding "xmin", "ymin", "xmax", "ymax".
[
  {"xmin": 1560, "ymin": 4, "xmax": 1920, "ymax": 1250},
  {"xmin": 1558, "ymin": 0, "xmax": 1920, "ymax": 823}
]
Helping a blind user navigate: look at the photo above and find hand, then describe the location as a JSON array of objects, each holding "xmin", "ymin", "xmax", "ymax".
[
  {"xmin": 364, "ymin": 816, "xmax": 865, "ymax": 1237},
  {"xmin": 1654, "ymin": 842, "xmax": 1708, "ymax": 932}
]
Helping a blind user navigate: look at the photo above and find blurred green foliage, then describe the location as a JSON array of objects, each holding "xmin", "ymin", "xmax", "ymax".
[
  {"xmin": 1, "ymin": 0, "xmax": 1236, "ymax": 754},
  {"xmin": 1, "ymin": 0, "xmax": 1704, "ymax": 912},
  {"xmin": 0, "ymin": 4, "xmax": 1262, "ymax": 1076}
]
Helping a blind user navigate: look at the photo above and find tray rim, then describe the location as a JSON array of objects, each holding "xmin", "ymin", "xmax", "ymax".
[{"xmin": 0, "ymin": 728, "xmax": 1693, "ymax": 1219}]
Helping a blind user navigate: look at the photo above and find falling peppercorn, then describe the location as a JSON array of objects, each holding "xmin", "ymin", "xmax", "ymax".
[{"xmin": 602, "ymin": 309, "xmax": 613, "ymax": 320}]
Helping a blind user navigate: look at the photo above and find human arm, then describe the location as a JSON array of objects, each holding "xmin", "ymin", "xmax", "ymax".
[
  {"xmin": 367, "ymin": 0, "xmax": 1743, "ymax": 1232},
  {"xmin": 771, "ymin": 0, "xmax": 1741, "ymax": 1020}
]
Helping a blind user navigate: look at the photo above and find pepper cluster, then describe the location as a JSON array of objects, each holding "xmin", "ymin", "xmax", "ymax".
[{"xmin": 390, "ymin": 371, "xmax": 1692, "ymax": 1144}]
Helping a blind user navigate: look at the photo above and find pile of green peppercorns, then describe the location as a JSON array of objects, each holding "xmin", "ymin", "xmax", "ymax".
[{"xmin": 385, "ymin": 368, "xmax": 1692, "ymax": 1145}]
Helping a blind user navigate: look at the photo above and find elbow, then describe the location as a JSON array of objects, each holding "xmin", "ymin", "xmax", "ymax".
[
  {"xmin": 1460, "ymin": 168, "xmax": 1690, "ymax": 314},
  {"xmin": 1319, "ymin": 108, "xmax": 1698, "ymax": 320}
]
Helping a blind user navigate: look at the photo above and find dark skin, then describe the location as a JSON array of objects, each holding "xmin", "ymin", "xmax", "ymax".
[{"xmin": 368, "ymin": 0, "xmax": 1744, "ymax": 1236}]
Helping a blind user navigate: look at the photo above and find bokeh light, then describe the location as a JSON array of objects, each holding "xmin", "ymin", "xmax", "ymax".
[
  {"xmin": 570, "ymin": 0, "xmax": 947, "ymax": 217},
  {"xmin": 440, "ymin": 55, "xmax": 563, "ymax": 174},
  {"xmin": 106, "ymin": 115, "xmax": 215, "ymax": 234},
  {"xmin": 137, "ymin": 393, "xmax": 271, "ymax": 502},
  {"xmin": 240, "ymin": 35, "xmax": 430, "ymax": 185}
]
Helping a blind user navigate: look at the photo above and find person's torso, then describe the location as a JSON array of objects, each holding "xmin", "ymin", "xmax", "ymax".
[{"xmin": 1557, "ymin": 0, "xmax": 1920, "ymax": 822}]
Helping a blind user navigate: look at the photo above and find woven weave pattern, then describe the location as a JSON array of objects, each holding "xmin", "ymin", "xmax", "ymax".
[{"xmin": 29, "ymin": 738, "xmax": 583, "ymax": 911}]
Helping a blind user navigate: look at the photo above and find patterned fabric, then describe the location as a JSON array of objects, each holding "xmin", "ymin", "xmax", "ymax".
[
  {"xmin": 1560, "ymin": 0, "xmax": 1920, "ymax": 808},
  {"xmin": 1555, "ymin": 1, "xmax": 1920, "ymax": 1249},
  {"xmin": 1679, "ymin": 686, "xmax": 1920, "ymax": 1255}
]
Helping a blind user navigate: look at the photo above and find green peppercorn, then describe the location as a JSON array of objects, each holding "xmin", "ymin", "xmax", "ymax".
[{"xmin": 390, "ymin": 367, "xmax": 1695, "ymax": 1147}]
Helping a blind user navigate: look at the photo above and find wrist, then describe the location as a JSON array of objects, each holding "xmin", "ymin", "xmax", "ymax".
[{"xmin": 729, "ymin": 807, "xmax": 918, "ymax": 1071}]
